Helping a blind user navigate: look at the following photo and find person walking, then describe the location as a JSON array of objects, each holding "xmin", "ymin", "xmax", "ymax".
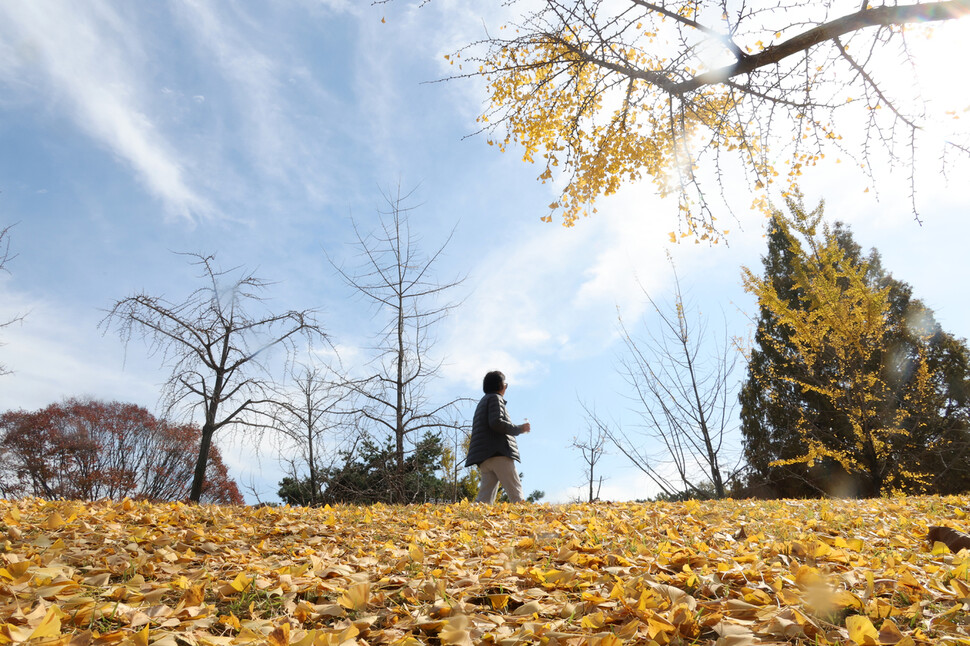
[{"xmin": 465, "ymin": 370, "xmax": 531, "ymax": 503}]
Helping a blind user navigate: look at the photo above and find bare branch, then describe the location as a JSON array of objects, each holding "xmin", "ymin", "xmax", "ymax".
[
  {"xmin": 452, "ymin": 0, "xmax": 970, "ymax": 236},
  {"xmin": 101, "ymin": 251, "xmax": 328, "ymax": 502},
  {"xmin": 607, "ymin": 259, "xmax": 740, "ymax": 499},
  {"xmin": 0, "ymin": 224, "xmax": 26, "ymax": 377},
  {"xmin": 328, "ymin": 185, "xmax": 467, "ymax": 499},
  {"xmin": 675, "ymin": 2, "xmax": 970, "ymax": 94}
]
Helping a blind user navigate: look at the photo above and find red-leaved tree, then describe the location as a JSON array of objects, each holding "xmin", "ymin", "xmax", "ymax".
[{"xmin": 0, "ymin": 399, "xmax": 242, "ymax": 504}]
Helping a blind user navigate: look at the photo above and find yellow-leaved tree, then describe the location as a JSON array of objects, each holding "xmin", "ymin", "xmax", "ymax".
[
  {"xmin": 449, "ymin": 0, "xmax": 970, "ymax": 238},
  {"xmin": 740, "ymin": 195, "xmax": 940, "ymax": 495}
]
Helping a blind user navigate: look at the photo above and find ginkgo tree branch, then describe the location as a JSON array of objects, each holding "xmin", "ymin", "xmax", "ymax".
[
  {"xmin": 442, "ymin": 0, "xmax": 970, "ymax": 237},
  {"xmin": 833, "ymin": 36, "xmax": 918, "ymax": 130},
  {"xmin": 328, "ymin": 185, "xmax": 467, "ymax": 501},
  {"xmin": 542, "ymin": 2, "xmax": 969, "ymax": 96},
  {"xmin": 674, "ymin": 1, "xmax": 970, "ymax": 94},
  {"xmin": 630, "ymin": 0, "xmax": 749, "ymax": 61},
  {"xmin": 605, "ymin": 260, "xmax": 739, "ymax": 499}
]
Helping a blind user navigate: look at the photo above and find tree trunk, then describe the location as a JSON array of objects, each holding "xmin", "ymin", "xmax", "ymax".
[
  {"xmin": 396, "ymin": 301, "xmax": 405, "ymax": 470},
  {"xmin": 306, "ymin": 389, "xmax": 318, "ymax": 506},
  {"xmin": 683, "ymin": 324, "xmax": 727, "ymax": 499},
  {"xmin": 189, "ymin": 422, "xmax": 214, "ymax": 502}
]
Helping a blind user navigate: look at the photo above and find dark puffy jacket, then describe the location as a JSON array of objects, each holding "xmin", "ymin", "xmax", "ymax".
[{"xmin": 465, "ymin": 393, "xmax": 524, "ymax": 467}]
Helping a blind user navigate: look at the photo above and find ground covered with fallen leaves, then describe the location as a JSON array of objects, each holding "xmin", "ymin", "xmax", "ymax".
[{"xmin": 4, "ymin": 497, "xmax": 970, "ymax": 645}]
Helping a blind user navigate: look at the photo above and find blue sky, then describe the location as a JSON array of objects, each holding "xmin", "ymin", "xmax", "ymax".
[{"xmin": 1, "ymin": 1, "xmax": 969, "ymax": 503}]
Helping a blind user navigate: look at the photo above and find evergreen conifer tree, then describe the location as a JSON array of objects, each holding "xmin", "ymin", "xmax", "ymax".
[{"xmin": 740, "ymin": 194, "xmax": 970, "ymax": 497}]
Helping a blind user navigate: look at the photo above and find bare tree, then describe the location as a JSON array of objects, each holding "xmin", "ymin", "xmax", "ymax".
[
  {"xmin": 603, "ymin": 263, "xmax": 739, "ymax": 499},
  {"xmin": 270, "ymin": 364, "xmax": 356, "ymax": 506},
  {"xmin": 0, "ymin": 225, "xmax": 25, "ymax": 376},
  {"xmin": 449, "ymin": 0, "xmax": 970, "ymax": 237},
  {"xmin": 439, "ymin": 414, "xmax": 474, "ymax": 502},
  {"xmin": 571, "ymin": 414, "xmax": 608, "ymax": 502},
  {"xmin": 101, "ymin": 252, "xmax": 327, "ymax": 502},
  {"xmin": 330, "ymin": 186, "xmax": 468, "ymax": 500}
]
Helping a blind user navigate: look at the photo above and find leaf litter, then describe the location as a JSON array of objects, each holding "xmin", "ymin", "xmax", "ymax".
[{"xmin": 3, "ymin": 497, "xmax": 970, "ymax": 645}]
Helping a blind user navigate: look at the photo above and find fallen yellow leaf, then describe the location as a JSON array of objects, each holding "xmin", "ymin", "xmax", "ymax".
[{"xmin": 846, "ymin": 615, "xmax": 879, "ymax": 645}]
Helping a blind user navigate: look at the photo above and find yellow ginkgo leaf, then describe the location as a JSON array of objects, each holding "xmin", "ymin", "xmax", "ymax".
[
  {"xmin": 646, "ymin": 615, "xmax": 677, "ymax": 639},
  {"xmin": 44, "ymin": 512, "xmax": 65, "ymax": 530},
  {"xmin": 4, "ymin": 506, "xmax": 20, "ymax": 525},
  {"xmin": 581, "ymin": 611, "xmax": 606, "ymax": 629},
  {"xmin": 846, "ymin": 615, "xmax": 879, "ymax": 645},
  {"xmin": 409, "ymin": 543, "xmax": 425, "ymax": 563},
  {"xmin": 132, "ymin": 625, "xmax": 150, "ymax": 646},
  {"xmin": 593, "ymin": 635, "xmax": 623, "ymax": 646},
  {"xmin": 230, "ymin": 572, "xmax": 254, "ymax": 593},
  {"xmin": 219, "ymin": 613, "xmax": 242, "ymax": 631},
  {"xmin": 181, "ymin": 582, "xmax": 206, "ymax": 607},
  {"xmin": 488, "ymin": 593, "xmax": 509, "ymax": 610},
  {"xmin": 338, "ymin": 582, "xmax": 371, "ymax": 611},
  {"xmin": 615, "ymin": 619, "xmax": 639, "ymax": 640},
  {"xmin": 28, "ymin": 607, "xmax": 63, "ymax": 640},
  {"xmin": 831, "ymin": 589, "xmax": 863, "ymax": 610}
]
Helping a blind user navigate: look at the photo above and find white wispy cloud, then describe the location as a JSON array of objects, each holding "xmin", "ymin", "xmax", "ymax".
[
  {"xmin": 0, "ymin": 288, "xmax": 162, "ymax": 411},
  {"xmin": 0, "ymin": 1, "xmax": 214, "ymax": 222},
  {"xmin": 351, "ymin": 1, "xmax": 534, "ymax": 181},
  {"xmin": 173, "ymin": 2, "xmax": 302, "ymax": 179},
  {"xmin": 437, "ymin": 181, "xmax": 697, "ymax": 392}
]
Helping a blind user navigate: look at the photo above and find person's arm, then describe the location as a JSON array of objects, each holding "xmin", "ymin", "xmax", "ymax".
[{"xmin": 487, "ymin": 395, "xmax": 525, "ymax": 436}]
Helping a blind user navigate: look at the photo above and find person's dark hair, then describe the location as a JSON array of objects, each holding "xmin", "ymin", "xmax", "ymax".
[{"xmin": 483, "ymin": 370, "xmax": 506, "ymax": 394}]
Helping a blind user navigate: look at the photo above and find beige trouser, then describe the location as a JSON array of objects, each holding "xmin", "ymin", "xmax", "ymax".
[{"xmin": 476, "ymin": 455, "xmax": 523, "ymax": 503}]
